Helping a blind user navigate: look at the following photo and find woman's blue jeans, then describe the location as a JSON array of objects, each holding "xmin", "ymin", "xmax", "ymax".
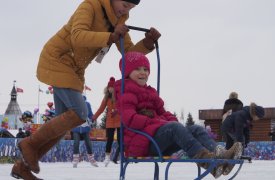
[
  {"xmin": 149, "ymin": 121, "xmax": 216, "ymax": 158},
  {"xmin": 53, "ymin": 87, "xmax": 87, "ymax": 120},
  {"xmin": 73, "ymin": 132, "xmax": 93, "ymax": 154}
]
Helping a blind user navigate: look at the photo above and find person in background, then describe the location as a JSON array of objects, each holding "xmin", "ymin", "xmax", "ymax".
[
  {"xmin": 92, "ymin": 77, "xmax": 121, "ymax": 166},
  {"xmin": 16, "ymin": 128, "xmax": 26, "ymax": 139},
  {"xmin": 222, "ymin": 91, "xmax": 245, "ymax": 153},
  {"xmin": 205, "ymin": 125, "xmax": 217, "ymax": 140},
  {"xmin": 19, "ymin": 111, "xmax": 34, "ymax": 137},
  {"xmin": 222, "ymin": 92, "xmax": 243, "ymax": 121},
  {"xmin": 0, "ymin": 127, "xmax": 14, "ymax": 138},
  {"xmin": 114, "ymin": 52, "xmax": 243, "ymax": 178},
  {"xmin": 71, "ymin": 96, "xmax": 98, "ymax": 168},
  {"xmin": 11, "ymin": 0, "xmax": 161, "ymax": 179},
  {"xmin": 222, "ymin": 102, "xmax": 265, "ymax": 175}
]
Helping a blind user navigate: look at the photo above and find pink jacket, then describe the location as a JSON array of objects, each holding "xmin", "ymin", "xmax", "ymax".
[{"xmin": 115, "ymin": 79, "xmax": 177, "ymax": 157}]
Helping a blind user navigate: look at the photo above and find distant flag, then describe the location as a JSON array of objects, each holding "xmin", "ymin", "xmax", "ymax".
[
  {"xmin": 16, "ymin": 87, "xmax": 24, "ymax": 93},
  {"xmin": 85, "ymin": 85, "xmax": 92, "ymax": 91}
]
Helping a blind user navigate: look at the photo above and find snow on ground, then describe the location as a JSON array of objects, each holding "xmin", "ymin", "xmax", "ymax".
[{"xmin": 0, "ymin": 160, "xmax": 274, "ymax": 180}]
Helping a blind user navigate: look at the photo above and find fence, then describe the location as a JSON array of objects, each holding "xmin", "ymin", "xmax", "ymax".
[{"xmin": 0, "ymin": 138, "xmax": 274, "ymax": 163}]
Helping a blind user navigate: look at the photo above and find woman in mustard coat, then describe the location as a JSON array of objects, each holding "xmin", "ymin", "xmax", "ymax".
[
  {"xmin": 11, "ymin": 0, "xmax": 161, "ymax": 179},
  {"xmin": 93, "ymin": 77, "xmax": 121, "ymax": 166}
]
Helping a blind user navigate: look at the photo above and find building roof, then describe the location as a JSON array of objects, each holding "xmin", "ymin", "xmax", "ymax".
[
  {"xmin": 4, "ymin": 85, "xmax": 22, "ymax": 115},
  {"xmin": 199, "ymin": 108, "xmax": 275, "ymax": 120}
]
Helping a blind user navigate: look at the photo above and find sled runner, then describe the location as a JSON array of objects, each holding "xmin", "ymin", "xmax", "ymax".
[{"xmin": 118, "ymin": 26, "xmax": 244, "ymax": 180}]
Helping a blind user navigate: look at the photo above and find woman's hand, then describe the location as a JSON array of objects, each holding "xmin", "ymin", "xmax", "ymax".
[
  {"xmin": 143, "ymin": 27, "xmax": 161, "ymax": 50},
  {"xmin": 108, "ymin": 24, "xmax": 129, "ymax": 45}
]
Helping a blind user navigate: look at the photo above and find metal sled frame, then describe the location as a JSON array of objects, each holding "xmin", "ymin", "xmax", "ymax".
[{"xmin": 119, "ymin": 26, "xmax": 244, "ymax": 180}]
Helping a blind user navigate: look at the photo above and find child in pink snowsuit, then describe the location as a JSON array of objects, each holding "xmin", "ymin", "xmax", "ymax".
[{"xmin": 114, "ymin": 52, "xmax": 243, "ymax": 178}]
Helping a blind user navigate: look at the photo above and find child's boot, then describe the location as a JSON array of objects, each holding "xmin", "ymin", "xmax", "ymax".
[
  {"xmin": 194, "ymin": 149, "xmax": 223, "ymax": 179},
  {"xmin": 213, "ymin": 142, "xmax": 243, "ymax": 177},
  {"xmin": 72, "ymin": 154, "xmax": 79, "ymax": 168},
  {"xmin": 214, "ymin": 145, "xmax": 226, "ymax": 158},
  {"xmin": 221, "ymin": 142, "xmax": 243, "ymax": 175},
  {"xmin": 216, "ymin": 142, "xmax": 243, "ymax": 159},
  {"xmin": 194, "ymin": 148, "xmax": 215, "ymax": 159},
  {"xmin": 103, "ymin": 153, "xmax": 111, "ymax": 167},
  {"xmin": 88, "ymin": 154, "xmax": 98, "ymax": 167},
  {"xmin": 197, "ymin": 163, "xmax": 223, "ymax": 179}
]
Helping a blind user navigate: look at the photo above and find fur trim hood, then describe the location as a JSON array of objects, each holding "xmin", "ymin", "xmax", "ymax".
[{"xmin": 249, "ymin": 103, "xmax": 265, "ymax": 119}]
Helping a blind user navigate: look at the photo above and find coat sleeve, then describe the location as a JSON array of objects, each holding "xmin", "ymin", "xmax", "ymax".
[
  {"xmin": 70, "ymin": 1, "xmax": 110, "ymax": 48},
  {"xmin": 93, "ymin": 98, "xmax": 107, "ymax": 120},
  {"xmin": 117, "ymin": 35, "xmax": 152, "ymax": 54},
  {"xmin": 119, "ymin": 93, "xmax": 151, "ymax": 130},
  {"xmin": 155, "ymin": 96, "xmax": 178, "ymax": 122}
]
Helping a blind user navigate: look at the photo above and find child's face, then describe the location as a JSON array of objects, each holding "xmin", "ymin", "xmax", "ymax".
[
  {"xmin": 111, "ymin": 0, "xmax": 136, "ymax": 18},
  {"xmin": 129, "ymin": 66, "xmax": 149, "ymax": 86}
]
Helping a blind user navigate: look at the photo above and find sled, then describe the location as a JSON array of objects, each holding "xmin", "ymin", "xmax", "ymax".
[{"xmin": 118, "ymin": 26, "xmax": 244, "ymax": 180}]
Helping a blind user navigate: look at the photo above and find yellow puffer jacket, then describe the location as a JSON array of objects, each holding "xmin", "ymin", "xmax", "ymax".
[{"xmin": 37, "ymin": 0, "xmax": 151, "ymax": 92}]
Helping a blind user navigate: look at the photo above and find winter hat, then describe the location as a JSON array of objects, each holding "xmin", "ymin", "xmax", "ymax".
[
  {"xmin": 255, "ymin": 106, "xmax": 265, "ymax": 118},
  {"xmin": 250, "ymin": 102, "xmax": 265, "ymax": 119},
  {"xmin": 47, "ymin": 102, "xmax": 54, "ymax": 108},
  {"xmin": 229, "ymin": 92, "xmax": 238, "ymax": 99},
  {"xmin": 122, "ymin": 0, "xmax": 140, "ymax": 5},
  {"xmin": 119, "ymin": 52, "xmax": 150, "ymax": 77},
  {"xmin": 107, "ymin": 77, "xmax": 115, "ymax": 88}
]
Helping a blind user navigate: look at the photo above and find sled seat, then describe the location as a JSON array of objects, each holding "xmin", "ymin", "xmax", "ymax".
[{"xmin": 119, "ymin": 126, "xmax": 244, "ymax": 180}]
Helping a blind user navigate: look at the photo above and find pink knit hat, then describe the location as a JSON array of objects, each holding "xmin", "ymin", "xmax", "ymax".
[{"xmin": 119, "ymin": 52, "xmax": 150, "ymax": 77}]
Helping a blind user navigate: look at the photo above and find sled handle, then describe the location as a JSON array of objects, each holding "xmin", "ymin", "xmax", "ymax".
[
  {"xmin": 127, "ymin": 25, "xmax": 159, "ymax": 48},
  {"xmin": 127, "ymin": 25, "xmax": 150, "ymax": 32},
  {"xmin": 127, "ymin": 25, "xmax": 160, "ymax": 92}
]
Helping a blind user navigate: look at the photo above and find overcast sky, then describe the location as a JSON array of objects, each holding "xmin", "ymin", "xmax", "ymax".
[{"xmin": 0, "ymin": 0, "xmax": 275, "ymax": 122}]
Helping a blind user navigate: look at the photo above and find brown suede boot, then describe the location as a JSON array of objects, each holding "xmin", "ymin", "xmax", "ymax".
[
  {"xmin": 18, "ymin": 110, "xmax": 84, "ymax": 173},
  {"xmin": 197, "ymin": 163, "xmax": 223, "ymax": 179},
  {"xmin": 193, "ymin": 148, "xmax": 214, "ymax": 172},
  {"xmin": 11, "ymin": 133, "xmax": 65, "ymax": 179},
  {"xmin": 194, "ymin": 149, "xmax": 223, "ymax": 179},
  {"xmin": 216, "ymin": 142, "xmax": 243, "ymax": 159},
  {"xmin": 11, "ymin": 160, "xmax": 43, "ymax": 180},
  {"xmin": 222, "ymin": 142, "xmax": 243, "ymax": 175},
  {"xmin": 194, "ymin": 148, "xmax": 215, "ymax": 159}
]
